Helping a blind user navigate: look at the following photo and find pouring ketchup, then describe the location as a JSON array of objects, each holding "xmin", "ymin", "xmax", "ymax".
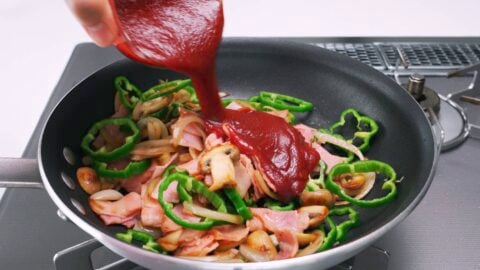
[{"xmin": 110, "ymin": 0, "xmax": 319, "ymax": 201}]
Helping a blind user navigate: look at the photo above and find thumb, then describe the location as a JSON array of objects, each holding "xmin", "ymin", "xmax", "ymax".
[{"xmin": 66, "ymin": 0, "xmax": 118, "ymax": 47}]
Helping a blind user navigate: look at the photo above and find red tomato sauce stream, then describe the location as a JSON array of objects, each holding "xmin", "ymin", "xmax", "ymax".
[
  {"xmin": 110, "ymin": 0, "xmax": 224, "ymax": 119},
  {"xmin": 110, "ymin": 0, "xmax": 319, "ymax": 200},
  {"xmin": 207, "ymin": 109, "xmax": 319, "ymax": 201}
]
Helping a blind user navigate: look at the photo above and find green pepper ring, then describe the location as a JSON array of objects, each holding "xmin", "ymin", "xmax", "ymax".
[
  {"xmin": 328, "ymin": 207, "xmax": 360, "ymax": 242},
  {"xmin": 318, "ymin": 216, "xmax": 338, "ymax": 251},
  {"xmin": 81, "ymin": 118, "xmax": 141, "ymax": 162},
  {"xmin": 258, "ymin": 91, "xmax": 313, "ymax": 112},
  {"xmin": 158, "ymin": 172, "xmax": 228, "ymax": 231},
  {"xmin": 325, "ymin": 160, "xmax": 397, "ymax": 208},
  {"xmin": 224, "ymin": 188, "xmax": 253, "ymax": 220},
  {"xmin": 329, "ymin": 108, "xmax": 379, "ymax": 152}
]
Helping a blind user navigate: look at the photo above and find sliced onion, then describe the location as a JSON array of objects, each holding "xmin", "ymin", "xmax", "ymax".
[
  {"xmin": 133, "ymin": 221, "xmax": 162, "ymax": 239},
  {"xmin": 142, "ymin": 96, "xmax": 171, "ymax": 115},
  {"xmin": 131, "ymin": 141, "xmax": 177, "ymax": 160},
  {"xmin": 132, "ymin": 101, "xmax": 144, "ymax": 120},
  {"xmin": 134, "ymin": 139, "xmax": 172, "ymax": 148},
  {"xmin": 314, "ymin": 131, "xmax": 364, "ymax": 160},
  {"xmin": 269, "ymin": 234, "xmax": 279, "ymax": 246},
  {"xmin": 137, "ymin": 117, "xmax": 169, "ymax": 140},
  {"xmin": 295, "ymin": 230, "xmax": 324, "ymax": 257},
  {"xmin": 254, "ymin": 170, "xmax": 279, "ymax": 200},
  {"xmin": 336, "ymin": 172, "xmax": 376, "ymax": 206},
  {"xmin": 90, "ymin": 189, "xmax": 123, "ymax": 201},
  {"xmin": 183, "ymin": 202, "xmax": 243, "ymax": 225}
]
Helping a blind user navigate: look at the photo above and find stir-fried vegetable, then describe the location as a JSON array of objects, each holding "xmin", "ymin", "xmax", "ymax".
[{"xmin": 77, "ymin": 76, "xmax": 400, "ymax": 262}]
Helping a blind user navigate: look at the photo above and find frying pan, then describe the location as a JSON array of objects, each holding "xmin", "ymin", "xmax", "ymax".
[{"xmin": 0, "ymin": 39, "xmax": 438, "ymax": 270}]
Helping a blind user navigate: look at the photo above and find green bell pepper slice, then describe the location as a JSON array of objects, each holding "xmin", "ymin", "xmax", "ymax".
[
  {"xmin": 92, "ymin": 159, "xmax": 150, "ymax": 179},
  {"xmin": 258, "ymin": 91, "xmax": 313, "ymax": 112},
  {"xmin": 264, "ymin": 199, "xmax": 295, "ymax": 211},
  {"xmin": 325, "ymin": 160, "xmax": 398, "ymax": 208},
  {"xmin": 328, "ymin": 207, "xmax": 360, "ymax": 242},
  {"xmin": 329, "ymin": 108, "xmax": 379, "ymax": 152},
  {"xmin": 116, "ymin": 229, "xmax": 165, "ymax": 253},
  {"xmin": 81, "ymin": 118, "xmax": 140, "ymax": 162},
  {"xmin": 114, "ymin": 76, "xmax": 144, "ymax": 111},
  {"xmin": 158, "ymin": 172, "xmax": 227, "ymax": 230},
  {"xmin": 224, "ymin": 188, "xmax": 253, "ymax": 220},
  {"xmin": 142, "ymin": 79, "xmax": 192, "ymax": 101},
  {"xmin": 318, "ymin": 216, "xmax": 338, "ymax": 251}
]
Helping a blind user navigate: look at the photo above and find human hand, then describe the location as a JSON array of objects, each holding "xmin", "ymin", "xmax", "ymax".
[{"xmin": 66, "ymin": 0, "xmax": 118, "ymax": 47}]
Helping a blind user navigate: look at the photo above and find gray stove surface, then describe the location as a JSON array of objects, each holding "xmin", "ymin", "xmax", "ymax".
[{"xmin": 1, "ymin": 38, "xmax": 479, "ymax": 270}]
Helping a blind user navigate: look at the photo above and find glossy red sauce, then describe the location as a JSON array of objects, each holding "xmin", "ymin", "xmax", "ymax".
[
  {"xmin": 110, "ymin": 0, "xmax": 319, "ymax": 200},
  {"xmin": 207, "ymin": 109, "xmax": 320, "ymax": 201},
  {"xmin": 110, "ymin": 0, "xmax": 224, "ymax": 119}
]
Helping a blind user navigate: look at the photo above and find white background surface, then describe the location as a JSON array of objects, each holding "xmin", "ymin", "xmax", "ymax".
[{"xmin": 0, "ymin": 0, "xmax": 479, "ymax": 158}]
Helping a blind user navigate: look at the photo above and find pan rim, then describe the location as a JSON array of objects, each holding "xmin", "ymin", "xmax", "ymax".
[{"xmin": 38, "ymin": 37, "xmax": 437, "ymax": 269}]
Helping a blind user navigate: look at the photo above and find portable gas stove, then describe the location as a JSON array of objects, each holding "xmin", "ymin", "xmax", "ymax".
[{"xmin": 1, "ymin": 37, "xmax": 479, "ymax": 270}]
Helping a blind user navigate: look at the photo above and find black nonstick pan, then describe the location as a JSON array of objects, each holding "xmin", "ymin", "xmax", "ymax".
[{"xmin": 0, "ymin": 38, "xmax": 437, "ymax": 270}]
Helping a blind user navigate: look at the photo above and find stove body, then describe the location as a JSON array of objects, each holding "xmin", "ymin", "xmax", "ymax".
[{"xmin": 1, "ymin": 37, "xmax": 479, "ymax": 270}]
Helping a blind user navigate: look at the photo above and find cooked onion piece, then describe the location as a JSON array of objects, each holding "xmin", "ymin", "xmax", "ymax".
[
  {"xmin": 131, "ymin": 139, "xmax": 176, "ymax": 160},
  {"xmin": 183, "ymin": 202, "xmax": 243, "ymax": 225},
  {"xmin": 254, "ymin": 170, "xmax": 279, "ymax": 200},
  {"xmin": 137, "ymin": 117, "xmax": 169, "ymax": 140},
  {"xmin": 314, "ymin": 131, "xmax": 364, "ymax": 160}
]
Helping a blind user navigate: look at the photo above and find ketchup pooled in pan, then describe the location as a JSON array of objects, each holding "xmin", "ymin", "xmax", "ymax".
[{"xmin": 110, "ymin": 0, "xmax": 319, "ymax": 201}]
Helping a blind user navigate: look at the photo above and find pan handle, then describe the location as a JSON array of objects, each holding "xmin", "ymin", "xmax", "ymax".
[{"xmin": 0, "ymin": 158, "xmax": 43, "ymax": 188}]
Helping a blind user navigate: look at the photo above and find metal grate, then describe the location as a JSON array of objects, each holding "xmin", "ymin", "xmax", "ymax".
[
  {"xmin": 314, "ymin": 42, "xmax": 480, "ymax": 72},
  {"xmin": 379, "ymin": 43, "xmax": 480, "ymax": 69},
  {"xmin": 315, "ymin": 43, "xmax": 386, "ymax": 70}
]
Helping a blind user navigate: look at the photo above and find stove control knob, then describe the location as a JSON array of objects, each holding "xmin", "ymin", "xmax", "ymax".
[{"xmin": 407, "ymin": 73, "xmax": 425, "ymax": 99}]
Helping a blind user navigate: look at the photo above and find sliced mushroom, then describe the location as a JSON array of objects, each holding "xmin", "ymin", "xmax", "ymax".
[
  {"xmin": 298, "ymin": 205, "xmax": 329, "ymax": 228},
  {"xmin": 199, "ymin": 143, "xmax": 240, "ymax": 191},
  {"xmin": 296, "ymin": 233, "xmax": 318, "ymax": 247},
  {"xmin": 335, "ymin": 172, "xmax": 376, "ymax": 206},
  {"xmin": 76, "ymin": 167, "xmax": 101, "ymax": 195},
  {"xmin": 300, "ymin": 189, "xmax": 335, "ymax": 208},
  {"xmin": 239, "ymin": 230, "xmax": 278, "ymax": 262}
]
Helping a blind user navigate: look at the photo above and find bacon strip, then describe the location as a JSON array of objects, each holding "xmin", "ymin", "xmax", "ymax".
[
  {"xmin": 249, "ymin": 208, "xmax": 309, "ymax": 233},
  {"xmin": 90, "ymin": 192, "xmax": 142, "ymax": 228},
  {"xmin": 275, "ymin": 229, "xmax": 299, "ymax": 260}
]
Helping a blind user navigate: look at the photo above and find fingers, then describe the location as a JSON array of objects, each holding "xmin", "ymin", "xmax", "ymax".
[{"xmin": 66, "ymin": 0, "xmax": 119, "ymax": 47}]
